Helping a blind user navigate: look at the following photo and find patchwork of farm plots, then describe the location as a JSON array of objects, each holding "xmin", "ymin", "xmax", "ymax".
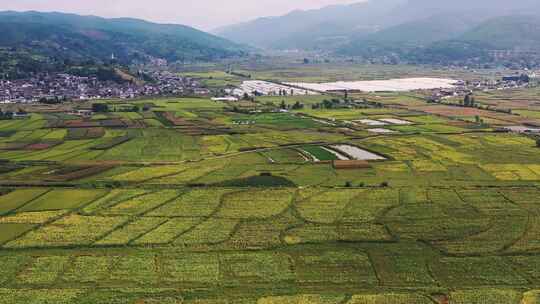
[
  {"xmin": 3, "ymin": 131, "xmax": 539, "ymax": 186},
  {"xmin": 1, "ymin": 95, "xmax": 540, "ymax": 302},
  {"xmin": 1, "ymin": 186, "xmax": 538, "ymax": 252},
  {"xmin": 0, "ymin": 186, "xmax": 539, "ymax": 302}
]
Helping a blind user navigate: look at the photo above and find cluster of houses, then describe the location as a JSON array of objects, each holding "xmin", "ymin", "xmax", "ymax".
[
  {"xmin": 0, "ymin": 71, "xmax": 209, "ymax": 104},
  {"xmin": 431, "ymin": 73, "xmax": 539, "ymax": 101}
]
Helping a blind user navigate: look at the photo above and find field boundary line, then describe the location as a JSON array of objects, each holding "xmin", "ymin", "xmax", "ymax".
[
  {"xmin": 7, "ymin": 188, "xmax": 54, "ymax": 215},
  {"xmin": 81, "ymin": 190, "xmax": 150, "ymax": 216},
  {"xmin": 137, "ymin": 167, "xmax": 191, "ymax": 184},
  {"xmin": 124, "ymin": 217, "xmax": 175, "ymax": 246},
  {"xmin": 93, "ymin": 190, "xmax": 187, "ymax": 245},
  {"xmin": 125, "ymin": 218, "xmax": 169, "ymax": 246},
  {"xmin": 95, "ymin": 190, "xmax": 158, "ymax": 215},
  {"xmin": 0, "ymin": 188, "xmax": 111, "ymax": 248},
  {"xmin": 127, "ymin": 189, "xmax": 191, "ymax": 242},
  {"xmin": 289, "ymin": 188, "xmax": 332, "ymax": 224},
  {"xmin": 9, "ymin": 139, "xmax": 98, "ymax": 162},
  {"xmin": 0, "ymin": 209, "xmax": 72, "ymax": 248},
  {"xmin": 167, "ymin": 188, "xmax": 246, "ymax": 245}
]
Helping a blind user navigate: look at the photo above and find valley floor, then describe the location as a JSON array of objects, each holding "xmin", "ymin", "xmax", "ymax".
[{"xmin": 1, "ymin": 90, "xmax": 540, "ymax": 303}]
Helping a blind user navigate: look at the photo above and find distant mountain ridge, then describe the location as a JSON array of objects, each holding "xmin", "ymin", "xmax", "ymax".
[
  {"xmin": 215, "ymin": 0, "xmax": 406, "ymax": 49},
  {"xmin": 217, "ymin": 0, "xmax": 540, "ymax": 65},
  {"xmin": 340, "ymin": 14, "xmax": 540, "ymax": 65},
  {"xmin": 458, "ymin": 15, "xmax": 540, "ymax": 50},
  {"xmin": 0, "ymin": 11, "xmax": 247, "ymax": 65}
]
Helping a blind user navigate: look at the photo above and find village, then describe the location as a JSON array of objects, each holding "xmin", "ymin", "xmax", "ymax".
[{"xmin": 0, "ymin": 71, "xmax": 209, "ymax": 103}]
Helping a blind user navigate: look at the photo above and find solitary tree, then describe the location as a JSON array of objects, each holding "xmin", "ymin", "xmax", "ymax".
[
  {"xmin": 463, "ymin": 94, "xmax": 471, "ymax": 107},
  {"xmin": 464, "ymin": 94, "xmax": 476, "ymax": 107}
]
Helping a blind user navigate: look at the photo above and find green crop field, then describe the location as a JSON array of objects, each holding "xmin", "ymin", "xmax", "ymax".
[
  {"xmin": 1, "ymin": 79, "xmax": 540, "ymax": 303},
  {"xmin": 300, "ymin": 145, "xmax": 338, "ymax": 161}
]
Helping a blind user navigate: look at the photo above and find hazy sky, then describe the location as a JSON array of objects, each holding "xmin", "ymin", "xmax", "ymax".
[{"xmin": 0, "ymin": 0, "xmax": 361, "ymax": 30}]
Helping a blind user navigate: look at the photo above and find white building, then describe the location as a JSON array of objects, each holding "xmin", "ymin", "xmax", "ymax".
[{"xmin": 211, "ymin": 97, "xmax": 239, "ymax": 102}]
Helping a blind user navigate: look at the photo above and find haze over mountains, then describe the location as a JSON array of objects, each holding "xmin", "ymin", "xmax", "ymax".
[
  {"xmin": 2, "ymin": 0, "xmax": 540, "ymax": 75},
  {"xmin": 216, "ymin": 0, "xmax": 540, "ymax": 64}
]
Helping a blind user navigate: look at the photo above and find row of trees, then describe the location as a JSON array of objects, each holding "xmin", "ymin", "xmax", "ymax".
[
  {"xmin": 345, "ymin": 181, "xmax": 389, "ymax": 188},
  {"xmin": 279, "ymin": 100, "xmax": 304, "ymax": 110},
  {"xmin": 0, "ymin": 109, "xmax": 27, "ymax": 120},
  {"xmin": 311, "ymin": 99, "xmax": 342, "ymax": 110},
  {"xmin": 39, "ymin": 96, "xmax": 68, "ymax": 104},
  {"xmin": 277, "ymin": 89, "xmax": 295, "ymax": 96},
  {"xmin": 91, "ymin": 103, "xmax": 150, "ymax": 113}
]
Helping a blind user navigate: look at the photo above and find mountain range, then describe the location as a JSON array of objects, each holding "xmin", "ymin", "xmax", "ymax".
[
  {"xmin": 0, "ymin": 11, "xmax": 247, "ymax": 78},
  {"xmin": 216, "ymin": 0, "xmax": 540, "ymax": 64},
  {"xmin": 214, "ymin": 0, "xmax": 405, "ymax": 49},
  {"xmin": 2, "ymin": 2, "xmax": 540, "ymax": 75}
]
